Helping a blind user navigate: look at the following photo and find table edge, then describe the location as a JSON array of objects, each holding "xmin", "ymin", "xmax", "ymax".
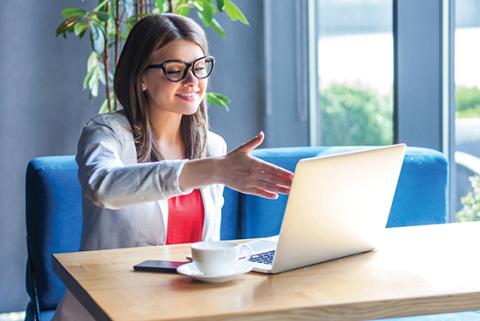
[{"xmin": 52, "ymin": 254, "xmax": 112, "ymax": 321}]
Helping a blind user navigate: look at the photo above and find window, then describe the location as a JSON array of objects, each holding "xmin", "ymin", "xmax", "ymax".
[
  {"xmin": 312, "ymin": 0, "xmax": 394, "ymax": 146},
  {"xmin": 454, "ymin": 0, "xmax": 480, "ymax": 221}
]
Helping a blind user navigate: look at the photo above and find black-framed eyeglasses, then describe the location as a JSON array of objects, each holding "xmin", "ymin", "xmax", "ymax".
[{"xmin": 146, "ymin": 56, "xmax": 215, "ymax": 82}]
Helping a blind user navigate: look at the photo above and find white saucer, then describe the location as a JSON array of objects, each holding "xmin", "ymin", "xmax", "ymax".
[{"xmin": 177, "ymin": 262, "xmax": 253, "ymax": 283}]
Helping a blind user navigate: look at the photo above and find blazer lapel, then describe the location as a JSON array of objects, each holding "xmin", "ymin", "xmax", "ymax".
[
  {"xmin": 200, "ymin": 186, "xmax": 214, "ymax": 240},
  {"xmin": 153, "ymin": 199, "xmax": 169, "ymax": 245}
]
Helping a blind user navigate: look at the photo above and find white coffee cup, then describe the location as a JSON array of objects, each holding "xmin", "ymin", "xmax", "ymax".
[{"xmin": 191, "ymin": 241, "xmax": 252, "ymax": 275}]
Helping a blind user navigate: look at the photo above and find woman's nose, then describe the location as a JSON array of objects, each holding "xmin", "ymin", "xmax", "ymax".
[{"xmin": 182, "ymin": 68, "xmax": 198, "ymax": 86}]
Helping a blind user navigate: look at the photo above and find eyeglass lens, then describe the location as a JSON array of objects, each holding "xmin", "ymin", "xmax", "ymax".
[{"xmin": 164, "ymin": 57, "xmax": 213, "ymax": 82}]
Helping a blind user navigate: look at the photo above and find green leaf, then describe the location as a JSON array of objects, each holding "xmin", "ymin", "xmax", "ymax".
[
  {"xmin": 176, "ymin": 5, "xmax": 191, "ymax": 16},
  {"xmin": 216, "ymin": 0, "xmax": 225, "ymax": 12},
  {"xmin": 224, "ymin": 0, "xmax": 249, "ymax": 25},
  {"xmin": 93, "ymin": 0, "xmax": 109, "ymax": 12},
  {"xmin": 174, "ymin": 0, "xmax": 189, "ymax": 15},
  {"xmin": 106, "ymin": 16, "xmax": 116, "ymax": 36},
  {"xmin": 126, "ymin": 16, "xmax": 137, "ymax": 33},
  {"xmin": 61, "ymin": 7, "xmax": 87, "ymax": 19},
  {"xmin": 192, "ymin": 1, "xmax": 203, "ymax": 13},
  {"xmin": 207, "ymin": 92, "xmax": 230, "ymax": 111},
  {"xmin": 193, "ymin": 1, "xmax": 211, "ymax": 28},
  {"xmin": 94, "ymin": 11, "xmax": 110, "ymax": 22},
  {"xmin": 211, "ymin": 18, "xmax": 225, "ymax": 36},
  {"xmin": 55, "ymin": 17, "xmax": 80, "ymax": 37},
  {"xmin": 83, "ymin": 66, "xmax": 97, "ymax": 89},
  {"xmin": 85, "ymin": 51, "xmax": 106, "ymax": 97},
  {"xmin": 98, "ymin": 64, "xmax": 106, "ymax": 85},
  {"xmin": 99, "ymin": 92, "xmax": 116, "ymax": 113},
  {"xmin": 201, "ymin": 0, "xmax": 216, "ymax": 26},
  {"xmin": 155, "ymin": 0, "xmax": 165, "ymax": 12},
  {"xmin": 99, "ymin": 97, "xmax": 110, "ymax": 113},
  {"xmin": 119, "ymin": 31, "xmax": 129, "ymax": 41},
  {"xmin": 87, "ymin": 51, "xmax": 99, "ymax": 70},
  {"xmin": 74, "ymin": 19, "xmax": 89, "ymax": 37},
  {"xmin": 88, "ymin": 65, "xmax": 100, "ymax": 97},
  {"xmin": 89, "ymin": 21, "xmax": 105, "ymax": 54}
]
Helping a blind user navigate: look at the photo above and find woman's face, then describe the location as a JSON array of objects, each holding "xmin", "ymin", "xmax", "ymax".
[{"xmin": 142, "ymin": 39, "xmax": 208, "ymax": 116}]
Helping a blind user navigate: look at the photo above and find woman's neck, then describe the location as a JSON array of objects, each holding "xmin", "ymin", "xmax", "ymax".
[
  {"xmin": 149, "ymin": 108, "xmax": 185, "ymax": 159},
  {"xmin": 149, "ymin": 108, "xmax": 182, "ymax": 144}
]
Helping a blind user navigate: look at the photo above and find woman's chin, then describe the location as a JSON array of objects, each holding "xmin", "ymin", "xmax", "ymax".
[{"xmin": 178, "ymin": 103, "xmax": 200, "ymax": 115}]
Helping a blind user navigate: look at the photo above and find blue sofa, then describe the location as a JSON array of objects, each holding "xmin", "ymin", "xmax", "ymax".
[{"xmin": 25, "ymin": 146, "xmax": 475, "ymax": 321}]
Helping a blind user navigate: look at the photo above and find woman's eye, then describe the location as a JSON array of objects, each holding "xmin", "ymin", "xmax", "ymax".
[{"xmin": 166, "ymin": 70, "xmax": 182, "ymax": 74}]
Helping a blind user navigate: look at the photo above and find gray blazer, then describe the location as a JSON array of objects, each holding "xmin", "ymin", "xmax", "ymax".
[{"xmin": 53, "ymin": 110, "xmax": 227, "ymax": 321}]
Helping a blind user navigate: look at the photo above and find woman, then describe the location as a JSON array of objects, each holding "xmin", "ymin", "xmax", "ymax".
[{"xmin": 53, "ymin": 13, "xmax": 292, "ymax": 320}]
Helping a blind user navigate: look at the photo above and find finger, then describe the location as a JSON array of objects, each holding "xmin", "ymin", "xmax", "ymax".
[
  {"xmin": 258, "ymin": 162, "xmax": 294, "ymax": 181},
  {"xmin": 233, "ymin": 131, "xmax": 265, "ymax": 154},
  {"xmin": 250, "ymin": 187, "xmax": 278, "ymax": 199},
  {"xmin": 255, "ymin": 180, "xmax": 290, "ymax": 194},
  {"xmin": 257, "ymin": 172, "xmax": 293, "ymax": 188}
]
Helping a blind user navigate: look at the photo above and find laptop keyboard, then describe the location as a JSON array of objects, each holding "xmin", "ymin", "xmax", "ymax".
[{"xmin": 249, "ymin": 250, "xmax": 276, "ymax": 265}]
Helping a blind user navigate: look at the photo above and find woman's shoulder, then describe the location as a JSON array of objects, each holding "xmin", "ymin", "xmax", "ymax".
[{"xmin": 84, "ymin": 109, "xmax": 131, "ymax": 133}]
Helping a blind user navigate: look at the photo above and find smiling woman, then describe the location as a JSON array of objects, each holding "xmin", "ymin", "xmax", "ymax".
[
  {"xmin": 51, "ymin": 13, "xmax": 293, "ymax": 321},
  {"xmin": 114, "ymin": 14, "xmax": 212, "ymax": 163}
]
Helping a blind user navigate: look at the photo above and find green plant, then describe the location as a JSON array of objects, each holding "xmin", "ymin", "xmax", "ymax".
[
  {"xmin": 456, "ymin": 85, "xmax": 480, "ymax": 118},
  {"xmin": 56, "ymin": 0, "xmax": 249, "ymax": 113},
  {"xmin": 319, "ymin": 83, "xmax": 393, "ymax": 145},
  {"xmin": 456, "ymin": 175, "xmax": 480, "ymax": 222}
]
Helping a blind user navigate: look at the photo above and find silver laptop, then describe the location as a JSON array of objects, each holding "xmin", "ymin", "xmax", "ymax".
[{"xmin": 245, "ymin": 144, "xmax": 407, "ymax": 274}]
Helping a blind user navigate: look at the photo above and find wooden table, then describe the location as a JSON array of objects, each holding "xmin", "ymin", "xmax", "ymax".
[{"xmin": 53, "ymin": 222, "xmax": 480, "ymax": 321}]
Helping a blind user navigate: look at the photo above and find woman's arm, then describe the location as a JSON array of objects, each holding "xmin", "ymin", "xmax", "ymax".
[
  {"xmin": 78, "ymin": 118, "xmax": 292, "ymax": 209},
  {"xmin": 180, "ymin": 132, "xmax": 293, "ymax": 199}
]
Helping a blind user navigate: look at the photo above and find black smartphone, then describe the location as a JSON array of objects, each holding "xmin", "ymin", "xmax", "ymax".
[{"xmin": 133, "ymin": 260, "xmax": 186, "ymax": 273}]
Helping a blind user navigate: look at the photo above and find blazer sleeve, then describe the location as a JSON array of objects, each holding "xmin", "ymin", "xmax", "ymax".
[
  {"xmin": 213, "ymin": 133, "xmax": 227, "ymax": 208},
  {"xmin": 76, "ymin": 120, "xmax": 193, "ymax": 209}
]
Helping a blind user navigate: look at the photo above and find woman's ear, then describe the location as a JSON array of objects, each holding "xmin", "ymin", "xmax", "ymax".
[{"xmin": 141, "ymin": 77, "xmax": 147, "ymax": 91}]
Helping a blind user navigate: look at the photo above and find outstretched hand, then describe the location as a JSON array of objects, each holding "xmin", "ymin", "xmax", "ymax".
[{"xmin": 219, "ymin": 132, "xmax": 293, "ymax": 199}]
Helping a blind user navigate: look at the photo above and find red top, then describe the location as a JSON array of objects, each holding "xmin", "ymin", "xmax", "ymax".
[{"xmin": 166, "ymin": 189, "xmax": 204, "ymax": 245}]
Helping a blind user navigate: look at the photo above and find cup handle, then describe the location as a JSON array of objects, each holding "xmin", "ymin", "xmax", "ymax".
[{"xmin": 238, "ymin": 244, "xmax": 252, "ymax": 262}]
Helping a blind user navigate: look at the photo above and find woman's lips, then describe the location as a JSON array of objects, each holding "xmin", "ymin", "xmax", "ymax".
[{"xmin": 176, "ymin": 92, "xmax": 198, "ymax": 102}]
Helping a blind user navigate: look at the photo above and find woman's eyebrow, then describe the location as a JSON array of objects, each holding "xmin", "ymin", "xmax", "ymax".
[{"xmin": 158, "ymin": 56, "xmax": 205, "ymax": 63}]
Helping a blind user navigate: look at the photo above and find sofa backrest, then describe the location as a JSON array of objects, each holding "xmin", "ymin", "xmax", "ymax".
[
  {"xmin": 26, "ymin": 156, "xmax": 83, "ymax": 311},
  {"xmin": 25, "ymin": 146, "xmax": 448, "ymax": 312},
  {"xmin": 221, "ymin": 146, "xmax": 448, "ymax": 239}
]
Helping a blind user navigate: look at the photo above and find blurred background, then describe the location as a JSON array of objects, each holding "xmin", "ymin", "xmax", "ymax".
[{"xmin": 1, "ymin": 0, "xmax": 479, "ymax": 319}]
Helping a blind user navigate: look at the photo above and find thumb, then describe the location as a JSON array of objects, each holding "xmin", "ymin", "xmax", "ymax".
[{"xmin": 236, "ymin": 131, "xmax": 265, "ymax": 154}]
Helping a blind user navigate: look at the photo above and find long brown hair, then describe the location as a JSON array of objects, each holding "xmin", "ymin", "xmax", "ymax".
[{"xmin": 114, "ymin": 14, "xmax": 209, "ymax": 163}]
